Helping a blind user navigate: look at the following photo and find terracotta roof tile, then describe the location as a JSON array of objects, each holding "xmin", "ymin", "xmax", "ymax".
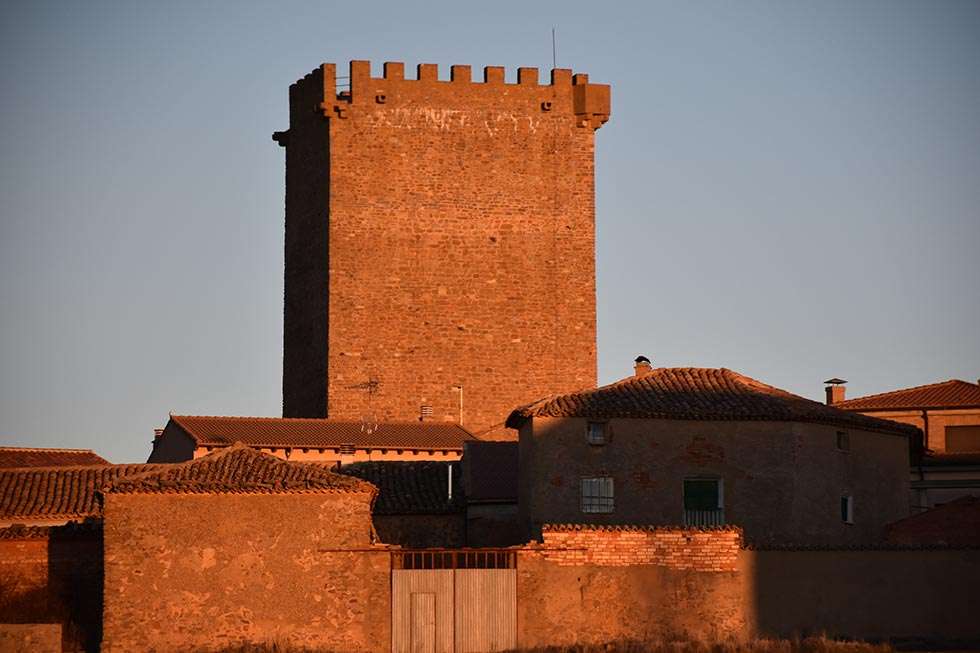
[
  {"xmin": 885, "ymin": 497, "xmax": 980, "ymax": 546},
  {"xmin": 463, "ymin": 441, "xmax": 518, "ymax": 502},
  {"xmin": 0, "ymin": 463, "xmax": 156, "ymax": 521},
  {"xmin": 0, "ymin": 447, "xmax": 109, "ymax": 468},
  {"xmin": 506, "ymin": 367, "xmax": 919, "ymax": 438},
  {"xmin": 339, "ymin": 461, "xmax": 461, "ymax": 514},
  {"xmin": 168, "ymin": 415, "xmax": 475, "ymax": 450},
  {"xmin": 836, "ymin": 379, "xmax": 980, "ymax": 411},
  {"xmin": 105, "ymin": 443, "xmax": 375, "ymax": 496}
]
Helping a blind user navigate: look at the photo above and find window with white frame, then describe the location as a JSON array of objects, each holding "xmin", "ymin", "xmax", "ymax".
[
  {"xmin": 586, "ymin": 421, "xmax": 607, "ymax": 445},
  {"xmin": 580, "ymin": 476, "xmax": 614, "ymax": 513},
  {"xmin": 841, "ymin": 495, "xmax": 854, "ymax": 524}
]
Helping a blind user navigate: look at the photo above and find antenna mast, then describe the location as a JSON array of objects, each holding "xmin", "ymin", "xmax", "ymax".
[{"xmin": 552, "ymin": 27, "xmax": 557, "ymax": 69}]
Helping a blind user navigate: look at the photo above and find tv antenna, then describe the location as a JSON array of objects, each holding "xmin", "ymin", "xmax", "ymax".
[{"xmin": 552, "ymin": 27, "xmax": 558, "ymax": 69}]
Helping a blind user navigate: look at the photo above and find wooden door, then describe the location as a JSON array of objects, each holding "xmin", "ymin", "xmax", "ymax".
[
  {"xmin": 392, "ymin": 569, "xmax": 453, "ymax": 653},
  {"xmin": 411, "ymin": 593, "xmax": 436, "ymax": 653},
  {"xmin": 454, "ymin": 569, "xmax": 517, "ymax": 653}
]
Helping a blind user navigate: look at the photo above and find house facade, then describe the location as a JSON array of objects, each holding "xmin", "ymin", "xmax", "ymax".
[
  {"xmin": 829, "ymin": 378, "xmax": 980, "ymax": 509},
  {"xmin": 148, "ymin": 414, "xmax": 475, "ymax": 465},
  {"xmin": 508, "ymin": 361, "xmax": 919, "ymax": 546}
]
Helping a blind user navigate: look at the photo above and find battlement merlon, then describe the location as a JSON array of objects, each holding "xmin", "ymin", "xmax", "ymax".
[{"xmin": 277, "ymin": 61, "xmax": 610, "ymax": 141}]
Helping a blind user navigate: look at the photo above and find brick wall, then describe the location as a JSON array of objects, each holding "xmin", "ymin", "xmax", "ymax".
[
  {"xmin": 281, "ymin": 61, "xmax": 609, "ymax": 437},
  {"xmin": 539, "ymin": 524, "xmax": 742, "ymax": 571},
  {"xmin": 101, "ymin": 493, "xmax": 390, "ymax": 653},
  {"xmin": 0, "ymin": 524, "xmax": 102, "ymax": 652}
]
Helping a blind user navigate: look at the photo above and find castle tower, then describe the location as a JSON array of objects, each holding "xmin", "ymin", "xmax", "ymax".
[{"xmin": 275, "ymin": 60, "xmax": 610, "ymax": 438}]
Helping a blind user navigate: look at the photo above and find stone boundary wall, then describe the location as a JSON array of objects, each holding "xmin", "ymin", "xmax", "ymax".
[{"xmin": 539, "ymin": 524, "xmax": 741, "ymax": 571}]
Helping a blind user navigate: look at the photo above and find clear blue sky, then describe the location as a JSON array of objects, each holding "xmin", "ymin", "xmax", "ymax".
[{"xmin": 2, "ymin": 1, "xmax": 978, "ymax": 463}]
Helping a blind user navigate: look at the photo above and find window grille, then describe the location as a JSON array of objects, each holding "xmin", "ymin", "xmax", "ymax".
[
  {"xmin": 586, "ymin": 421, "xmax": 607, "ymax": 445},
  {"xmin": 580, "ymin": 477, "xmax": 614, "ymax": 513},
  {"xmin": 683, "ymin": 478, "xmax": 725, "ymax": 526},
  {"xmin": 393, "ymin": 549, "xmax": 516, "ymax": 570}
]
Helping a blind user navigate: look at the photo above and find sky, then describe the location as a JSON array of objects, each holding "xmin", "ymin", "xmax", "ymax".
[{"xmin": 1, "ymin": 1, "xmax": 978, "ymax": 463}]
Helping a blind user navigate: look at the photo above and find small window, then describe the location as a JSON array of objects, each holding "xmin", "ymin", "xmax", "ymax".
[
  {"xmin": 580, "ymin": 477, "xmax": 614, "ymax": 513},
  {"xmin": 836, "ymin": 431, "xmax": 850, "ymax": 451},
  {"xmin": 841, "ymin": 495, "xmax": 854, "ymax": 524},
  {"xmin": 586, "ymin": 421, "xmax": 607, "ymax": 445},
  {"xmin": 683, "ymin": 478, "xmax": 725, "ymax": 526}
]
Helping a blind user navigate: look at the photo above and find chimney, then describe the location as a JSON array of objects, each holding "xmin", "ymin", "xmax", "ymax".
[
  {"xmin": 824, "ymin": 378, "xmax": 847, "ymax": 405},
  {"xmin": 634, "ymin": 355, "xmax": 653, "ymax": 377}
]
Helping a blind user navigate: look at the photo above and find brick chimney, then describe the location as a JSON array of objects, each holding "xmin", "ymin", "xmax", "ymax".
[
  {"xmin": 824, "ymin": 378, "xmax": 847, "ymax": 405},
  {"xmin": 634, "ymin": 355, "xmax": 653, "ymax": 377}
]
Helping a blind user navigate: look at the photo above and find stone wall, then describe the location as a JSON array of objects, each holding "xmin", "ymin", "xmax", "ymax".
[
  {"xmin": 0, "ymin": 624, "xmax": 61, "ymax": 653},
  {"xmin": 0, "ymin": 524, "xmax": 102, "ymax": 652},
  {"xmin": 101, "ymin": 493, "xmax": 390, "ymax": 653},
  {"xmin": 281, "ymin": 61, "xmax": 608, "ymax": 437},
  {"xmin": 520, "ymin": 417, "xmax": 910, "ymax": 546}
]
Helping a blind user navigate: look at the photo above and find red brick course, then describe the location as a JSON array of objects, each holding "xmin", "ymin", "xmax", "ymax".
[
  {"xmin": 280, "ymin": 61, "xmax": 610, "ymax": 438},
  {"xmin": 538, "ymin": 524, "xmax": 742, "ymax": 571}
]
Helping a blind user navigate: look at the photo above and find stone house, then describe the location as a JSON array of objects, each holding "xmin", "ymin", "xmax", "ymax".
[
  {"xmin": 148, "ymin": 414, "xmax": 475, "ymax": 465},
  {"xmin": 827, "ymin": 378, "xmax": 980, "ymax": 510},
  {"xmin": 507, "ymin": 359, "xmax": 920, "ymax": 546},
  {"xmin": 101, "ymin": 443, "xmax": 388, "ymax": 653}
]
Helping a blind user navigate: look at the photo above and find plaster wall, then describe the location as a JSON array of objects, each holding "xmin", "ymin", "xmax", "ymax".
[
  {"xmin": 101, "ymin": 492, "xmax": 390, "ymax": 653},
  {"xmin": 519, "ymin": 417, "xmax": 910, "ymax": 545}
]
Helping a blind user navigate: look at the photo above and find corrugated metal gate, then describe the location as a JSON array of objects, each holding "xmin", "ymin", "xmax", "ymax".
[{"xmin": 392, "ymin": 550, "xmax": 516, "ymax": 653}]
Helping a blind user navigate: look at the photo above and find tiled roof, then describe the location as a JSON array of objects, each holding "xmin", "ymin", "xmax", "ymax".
[
  {"xmin": 168, "ymin": 415, "xmax": 476, "ymax": 450},
  {"xmin": 105, "ymin": 443, "xmax": 376, "ymax": 495},
  {"xmin": 339, "ymin": 461, "xmax": 462, "ymax": 515},
  {"xmin": 885, "ymin": 497, "xmax": 980, "ymax": 547},
  {"xmin": 506, "ymin": 368, "xmax": 919, "ymax": 438},
  {"xmin": 836, "ymin": 379, "xmax": 980, "ymax": 411},
  {"xmin": 0, "ymin": 447, "xmax": 109, "ymax": 468},
  {"xmin": 0, "ymin": 463, "xmax": 156, "ymax": 521},
  {"xmin": 463, "ymin": 441, "xmax": 518, "ymax": 502}
]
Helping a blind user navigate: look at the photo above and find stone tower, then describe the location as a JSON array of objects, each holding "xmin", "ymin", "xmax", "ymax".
[{"xmin": 275, "ymin": 60, "xmax": 610, "ymax": 438}]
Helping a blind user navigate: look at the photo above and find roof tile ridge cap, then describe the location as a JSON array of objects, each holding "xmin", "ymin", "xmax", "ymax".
[
  {"xmin": 722, "ymin": 368, "xmax": 798, "ymax": 398},
  {"xmin": 106, "ymin": 446, "xmax": 253, "ymax": 490},
  {"xmin": 838, "ymin": 378, "xmax": 965, "ymax": 405}
]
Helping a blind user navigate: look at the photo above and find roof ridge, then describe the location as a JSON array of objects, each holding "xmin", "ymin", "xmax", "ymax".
[
  {"xmin": 839, "ymin": 379, "xmax": 967, "ymax": 403},
  {"xmin": 171, "ymin": 414, "xmax": 470, "ymax": 427}
]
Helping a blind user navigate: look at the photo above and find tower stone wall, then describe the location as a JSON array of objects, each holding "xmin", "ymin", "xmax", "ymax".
[{"xmin": 278, "ymin": 60, "xmax": 610, "ymax": 437}]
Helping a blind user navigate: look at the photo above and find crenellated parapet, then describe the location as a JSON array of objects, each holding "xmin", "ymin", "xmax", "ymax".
[{"xmin": 279, "ymin": 60, "xmax": 610, "ymax": 142}]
